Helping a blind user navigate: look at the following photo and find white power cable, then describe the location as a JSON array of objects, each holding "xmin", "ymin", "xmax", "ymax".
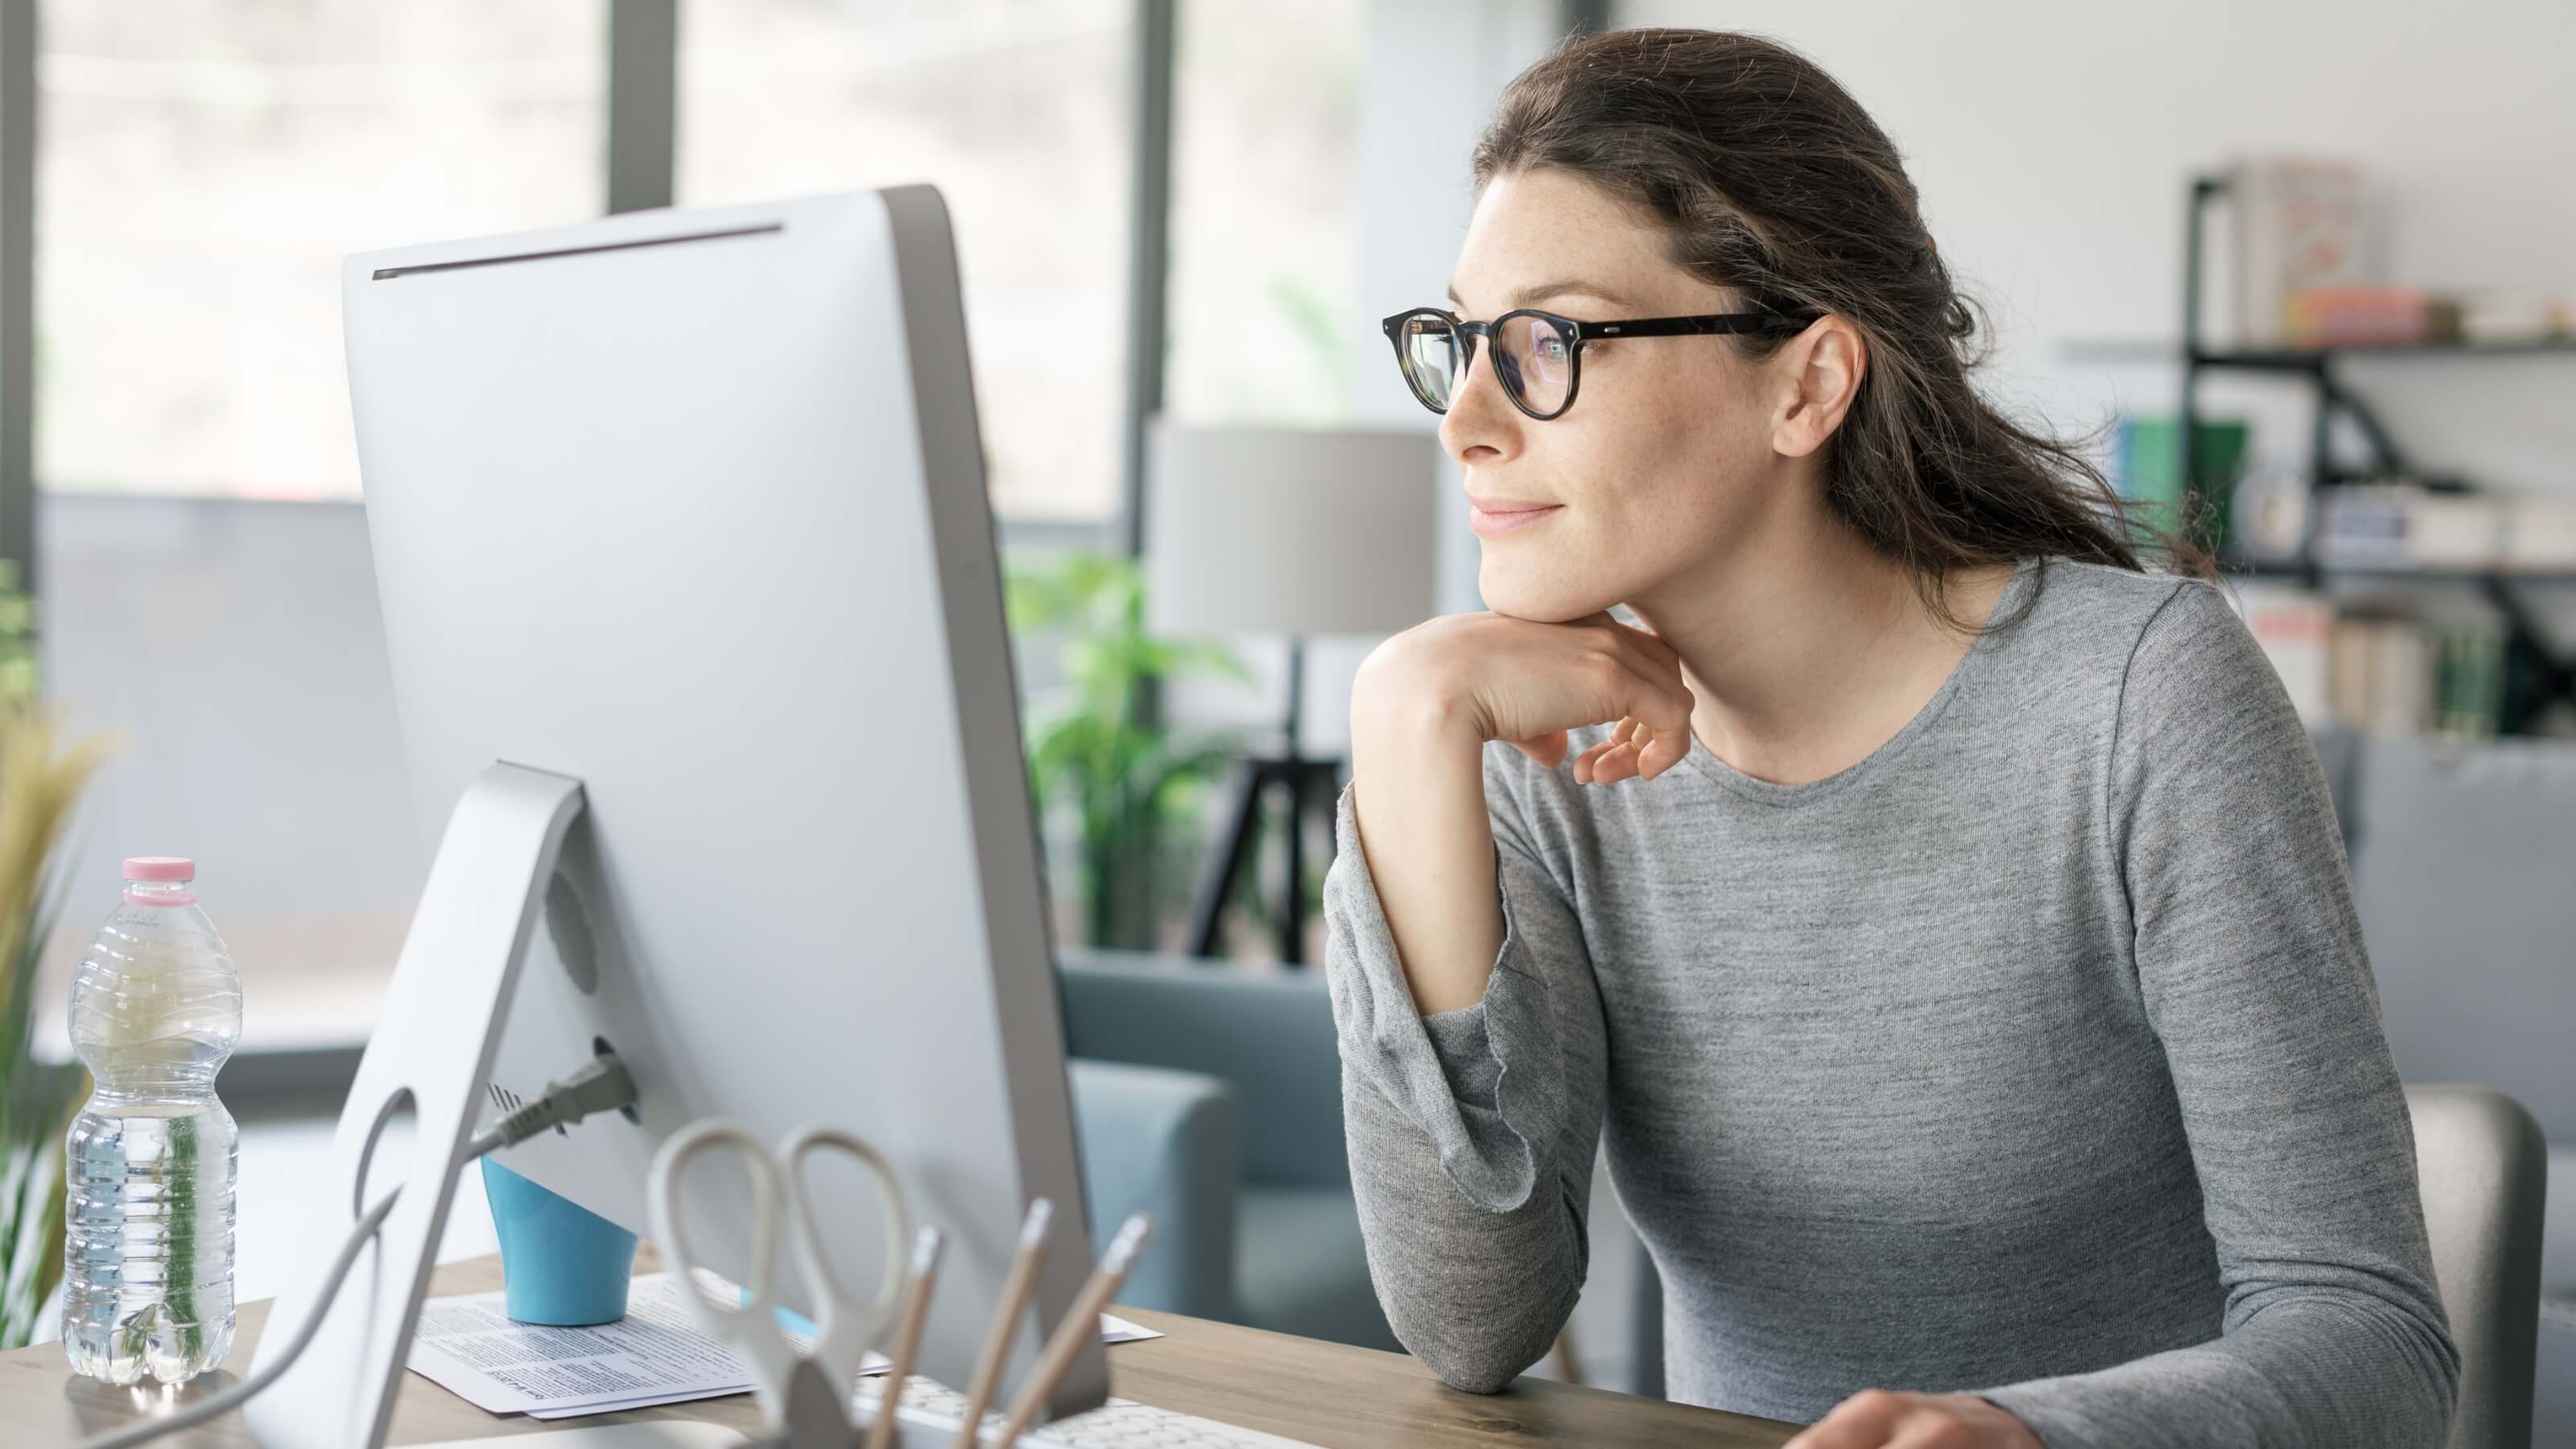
[
  {"xmin": 76, "ymin": 1185, "xmax": 402, "ymax": 1449},
  {"xmin": 77, "ymin": 1051, "xmax": 638, "ymax": 1449}
]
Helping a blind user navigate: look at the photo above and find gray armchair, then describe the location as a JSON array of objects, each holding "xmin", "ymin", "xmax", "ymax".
[
  {"xmin": 1058, "ymin": 947, "xmax": 1399, "ymax": 1352},
  {"xmin": 1064, "ymin": 1058, "xmax": 1241, "ymax": 1321},
  {"xmin": 2409, "ymin": 1084, "xmax": 2549, "ymax": 1449},
  {"xmin": 2340, "ymin": 732, "xmax": 2574, "ymax": 1443}
]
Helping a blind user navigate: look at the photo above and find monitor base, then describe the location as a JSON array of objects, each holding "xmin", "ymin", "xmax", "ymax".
[
  {"xmin": 244, "ymin": 762, "xmax": 587, "ymax": 1449},
  {"xmin": 412, "ymin": 1427, "xmax": 749, "ymax": 1449}
]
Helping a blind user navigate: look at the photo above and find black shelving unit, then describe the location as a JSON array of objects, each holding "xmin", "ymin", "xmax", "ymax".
[{"xmin": 2178, "ymin": 171, "xmax": 2576, "ymax": 732}]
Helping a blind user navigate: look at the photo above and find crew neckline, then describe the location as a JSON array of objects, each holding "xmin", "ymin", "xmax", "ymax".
[{"xmin": 1677, "ymin": 555, "xmax": 2042, "ymax": 808}]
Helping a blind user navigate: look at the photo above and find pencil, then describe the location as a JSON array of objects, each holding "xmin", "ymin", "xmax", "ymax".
[
  {"xmin": 988, "ymin": 1213, "xmax": 1154, "ymax": 1449},
  {"xmin": 863, "ymin": 1225, "xmax": 944, "ymax": 1449},
  {"xmin": 951, "ymin": 1197, "xmax": 1053, "ymax": 1449}
]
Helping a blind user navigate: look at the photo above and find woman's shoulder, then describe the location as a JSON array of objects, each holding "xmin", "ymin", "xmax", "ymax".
[
  {"xmin": 2000, "ymin": 557, "xmax": 2257, "ymax": 692},
  {"xmin": 2009, "ymin": 555, "xmax": 2286, "ymax": 740},
  {"xmin": 2012, "ymin": 555, "xmax": 2222, "ymax": 642}
]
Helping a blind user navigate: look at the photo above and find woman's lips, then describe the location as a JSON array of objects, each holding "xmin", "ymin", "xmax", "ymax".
[{"xmin": 1468, "ymin": 502, "xmax": 1563, "ymax": 538}]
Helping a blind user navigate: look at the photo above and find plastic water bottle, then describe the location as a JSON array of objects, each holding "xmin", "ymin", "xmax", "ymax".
[{"xmin": 61, "ymin": 857, "xmax": 242, "ymax": 1384}]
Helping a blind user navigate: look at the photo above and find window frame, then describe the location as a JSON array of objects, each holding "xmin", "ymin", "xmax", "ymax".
[{"xmin": 0, "ymin": 0, "xmax": 1173, "ymax": 572}]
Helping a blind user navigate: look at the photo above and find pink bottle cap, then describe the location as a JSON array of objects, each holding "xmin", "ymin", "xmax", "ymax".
[{"xmin": 122, "ymin": 857, "xmax": 196, "ymax": 882}]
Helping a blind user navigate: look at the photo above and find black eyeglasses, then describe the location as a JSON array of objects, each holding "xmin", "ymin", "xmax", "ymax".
[{"xmin": 1381, "ymin": 307, "xmax": 1809, "ymax": 421}]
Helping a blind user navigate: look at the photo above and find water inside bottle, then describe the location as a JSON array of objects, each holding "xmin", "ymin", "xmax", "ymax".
[
  {"xmin": 62, "ymin": 1087, "xmax": 240, "ymax": 1383},
  {"xmin": 61, "ymin": 867, "xmax": 242, "ymax": 1385}
]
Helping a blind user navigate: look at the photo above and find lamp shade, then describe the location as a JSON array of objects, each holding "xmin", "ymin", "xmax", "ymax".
[{"xmin": 1145, "ymin": 422, "xmax": 1443, "ymax": 638}]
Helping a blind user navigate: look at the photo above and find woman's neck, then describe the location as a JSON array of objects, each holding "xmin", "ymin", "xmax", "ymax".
[{"xmin": 1628, "ymin": 517, "xmax": 2017, "ymax": 788}]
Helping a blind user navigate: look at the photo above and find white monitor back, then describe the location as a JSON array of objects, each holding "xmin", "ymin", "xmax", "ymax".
[{"xmin": 337, "ymin": 190, "xmax": 1098, "ymax": 1414}]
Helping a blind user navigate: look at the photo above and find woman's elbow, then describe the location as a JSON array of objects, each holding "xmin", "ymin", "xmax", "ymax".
[
  {"xmin": 2419, "ymin": 1314, "xmax": 2462, "ymax": 1448},
  {"xmin": 1382, "ymin": 1294, "xmax": 1568, "ymax": 1395},
  {"xmin": 1404, "ymin": 1333, "xmax": 1534, "ymax": 1395}
]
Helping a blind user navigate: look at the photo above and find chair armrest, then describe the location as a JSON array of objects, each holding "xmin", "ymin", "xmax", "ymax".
[
  {"xmin": 1059, "ymin": 949, "xmax": 1347, "ymax": 1187},
  {"xmin": 2545, "ymin": 1146, "xmax": 2576, "ymax": 1292},
  {"xmin": 1067, "ymin": 1058, "xmax": 1241, "ymax": 1323}
]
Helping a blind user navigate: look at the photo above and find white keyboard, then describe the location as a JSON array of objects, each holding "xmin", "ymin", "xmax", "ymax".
[{"xmin": 860, "ymin": 1373, "xmax": 1326, "ymax": 1449}]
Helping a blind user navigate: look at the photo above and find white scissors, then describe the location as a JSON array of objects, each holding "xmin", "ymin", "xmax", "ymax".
[{"xmin": 648, "ymin": 1118, "xmax": 914, "ymax": 1446}]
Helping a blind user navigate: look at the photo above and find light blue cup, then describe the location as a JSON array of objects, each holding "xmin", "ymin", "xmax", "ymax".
[{"xmin": 482, "ymin": 1158, "xmax": 638, "ymax": 1326}]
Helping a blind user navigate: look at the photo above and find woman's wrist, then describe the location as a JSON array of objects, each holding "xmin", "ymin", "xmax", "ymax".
[
  {"xmin": 1347, "ymin": 643, "xmax": 1508, "ymax": 1018},
  {"xmin": 1350, "ymin": 636, "xmax": 1484, "ymax": 759}
]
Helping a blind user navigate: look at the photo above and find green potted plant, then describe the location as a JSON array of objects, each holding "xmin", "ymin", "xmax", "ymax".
[
  {"xmin": 0, "ymin": 561, "xmax": 114, "ymax": 1349},
  {"xmin": 1007, "ymin": 551, "xmax": 1246, "ymax": 952}
]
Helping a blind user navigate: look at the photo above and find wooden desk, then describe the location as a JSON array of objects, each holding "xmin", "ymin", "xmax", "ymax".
[{"xmin": 0, "ymin": 1256, "xmax": 1799, "ymax": 1447}]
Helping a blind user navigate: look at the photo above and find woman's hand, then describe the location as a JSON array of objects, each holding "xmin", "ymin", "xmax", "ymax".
[
  {"xmin": 1783, "ymin": 1389, "xmax": 2043, "ymax": 1449},
  {"xmin": 1346, "ymin": 609, "xmax": 1697, "ymax": 1014},
  {"xmin": 1353, "ymin": 609, "xmax": 1698, "ymax": 786}
]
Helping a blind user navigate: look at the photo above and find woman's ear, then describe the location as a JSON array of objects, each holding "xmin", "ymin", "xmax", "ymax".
[{"xmin": 1769, "ymin": 316, "xmax": 1866, "ymax": 460}]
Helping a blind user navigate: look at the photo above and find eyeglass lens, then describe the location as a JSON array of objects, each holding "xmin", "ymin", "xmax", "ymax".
[
  {"xmin": 1496, "ymin": 314, "xmax": 1573, "ymax": 415},
  {"xmin": 1397, "ymin": 313, "xmax": 1575, "ymax": 417},
  {"xmin": 1396, "ymin": 316, "xmax": 1457, "ymax": 411}
]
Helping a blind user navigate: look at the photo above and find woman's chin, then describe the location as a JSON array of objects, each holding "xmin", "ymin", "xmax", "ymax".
[{"xmin": 1477, "ymin": 567, "xmax": 1620, "ymax": 625}]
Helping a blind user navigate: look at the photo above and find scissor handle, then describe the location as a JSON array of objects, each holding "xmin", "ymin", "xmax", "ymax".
[
  {"xmin": 776, "ymin": 1123, "xmax": 914, "ymax": 1389},
  {"xmin": 646, "ymin": 1118, "xmax": 802, "ymax": 1423}
]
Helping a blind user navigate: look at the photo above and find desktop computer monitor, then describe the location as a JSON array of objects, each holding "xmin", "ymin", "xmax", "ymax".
[{"xmin": 246, "ymin": 189, "xmax": 1102, "ymax": 1446}]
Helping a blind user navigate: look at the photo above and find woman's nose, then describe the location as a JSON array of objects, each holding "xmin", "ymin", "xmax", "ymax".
[{"xmin": 1439, "ymin": 341, "xmax": 1521, "ymax": 462}]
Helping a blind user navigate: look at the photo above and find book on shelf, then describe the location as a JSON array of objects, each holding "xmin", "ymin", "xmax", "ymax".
[
  {"xmin": 2234, "ymin": 584, "xmax": 2505, "ymax": 738},
  {"xmin": 2309, "ymin": 482, "xmax": 2576, "ymax": 572},
  {"xmin": 2276, "ymin": 285, "xmax": 2572, "ymax": 349},
  {"xmin": 2503, "ymin": 497, "xmax": 2576, "ymax": 569},
  {"xmin": 2236, "ymin": 585, "xmax": 2333, "ymax": 720},
  {"xmin": 2115, "ymin": 414, "xmax": 2248, "ymax": 549},
  {"xmin": 2280, "ymin": 285, "xmax": 2458, "ymax": 348},
  {"xmin": 2313, "ymin": 483, "xmax": 2504, "ymax": 569},
  {"xmin": 2212, "ymin": 155, "xmax": 2571, "ymax": 349},
  {"xmin": 2431, "ymin": 629, "xmax": 2507, "ymax": 740},
  {"xmin": 2458, "ymin": 289, "xmax": 2575, "ymax": 344},
  {"xmin": 2227, "ymin": 155, "xmax": 2373, "ymax": 349},
  {"xmin": 2333, "ymin": 617, "xmax": 2434, "ymax": 735}
]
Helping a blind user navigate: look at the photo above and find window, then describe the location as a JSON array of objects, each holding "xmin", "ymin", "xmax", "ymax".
[
  {"xmin": 1163, "ymin": 0, "xmax": 1360, "ymax": 426},
  {"xmin": 34, "ymin": 2, "xmax": 608, "ymax": 500},
  {"xmin": 678, "ymin": 0, "xmax": 1135, "ymax": 523}
]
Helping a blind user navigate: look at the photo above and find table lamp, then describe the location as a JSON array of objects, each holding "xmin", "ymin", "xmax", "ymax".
[{"xmin": 1145, "ymin": 422, "xmax": 1443, "ymax": 964}]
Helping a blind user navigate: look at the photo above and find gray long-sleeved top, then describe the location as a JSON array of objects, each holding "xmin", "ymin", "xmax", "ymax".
[{"xmin": 1320, "ymin": 556, "xmax": 2458, "ymax": 1447}]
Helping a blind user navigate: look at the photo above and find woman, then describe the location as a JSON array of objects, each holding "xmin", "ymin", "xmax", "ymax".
[{"xmin": 1323, "ymin": 28, "xmax": 2457, "ymax": 1449}]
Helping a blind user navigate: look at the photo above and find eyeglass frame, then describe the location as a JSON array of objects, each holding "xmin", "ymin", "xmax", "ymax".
[{"xmin": 1379, "ymin": 306, "xmax": 1811, "ymax": 422}]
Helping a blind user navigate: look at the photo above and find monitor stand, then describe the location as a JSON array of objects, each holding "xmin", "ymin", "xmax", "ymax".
[
  {"xmin": 242, "ymin": 762, "xmax": 585, "ymax": 1449},
  {"xmin": 414, "ymin": 1428, "xmax": 750, "ymax": 1448}
]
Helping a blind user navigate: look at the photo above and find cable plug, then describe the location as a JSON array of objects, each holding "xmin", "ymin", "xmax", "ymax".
[{"xmin": 477, "ymin": 1049, "xmax": 638, "ymax": 1156}]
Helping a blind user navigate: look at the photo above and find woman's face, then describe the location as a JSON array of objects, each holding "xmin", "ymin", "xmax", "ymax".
[{"xmin": 1439, "ymin": 167, "xmax": 1805, "ymax": 623}]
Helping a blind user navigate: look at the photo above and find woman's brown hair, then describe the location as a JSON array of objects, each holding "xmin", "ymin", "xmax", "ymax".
[{"xmin": 1474, "ymin": 28, "xmax": 2207, "ymax": 628}]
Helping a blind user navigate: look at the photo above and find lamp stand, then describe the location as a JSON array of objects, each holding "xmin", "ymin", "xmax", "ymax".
[{"xmin": 1185, "ymin": 637, "xmax": 1342, "ymax": 965}]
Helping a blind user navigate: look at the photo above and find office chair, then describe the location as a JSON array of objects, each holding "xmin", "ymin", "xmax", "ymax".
[
  {"xmin": 2345, "ymin": 736, "xmax": 2576, "ymax": 1445},
  {"xmin": 2409, "ymin": 1083, "xmax": 2548, "ymax": 1449},
  {"xmin": 1055, "ymin": 948, "xmax": 1402, "ymax": 1351},
  {"xmin": 1624, "ymin": 1083, "xmax": 2549, "ymax": 1445}
]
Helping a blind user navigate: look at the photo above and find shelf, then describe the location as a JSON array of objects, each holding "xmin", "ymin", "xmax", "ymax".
[
  {"xmin": 2174, "ymin": 171, "xmax": 2576, "ymax": 733},
  {"xmin": 2223, "ymin": 559, "xmax": 2576, "ymax": 584},
  {"xmin": 2059, "ymin": 336, "xmax": 2576, "ymax": 369},
  {"xmin": 2197, "ymin": 336, "xmax": 2576, "ymax": 371}
]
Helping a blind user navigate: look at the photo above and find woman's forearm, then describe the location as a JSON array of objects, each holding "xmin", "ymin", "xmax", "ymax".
[
  {"xmin": 1348, "ymin": 682, "xmax": 1506, "ymax": 1016},
  {"xmin": 1319, "ymin": 777, "xmax": 1608, "ymax": 1395}
]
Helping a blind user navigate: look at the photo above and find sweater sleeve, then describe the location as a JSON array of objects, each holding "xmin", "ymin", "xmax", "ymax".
[
  {"xmin": 1319, "ymin": 745, "xmax": 1610, "ymax": 1393},
  {"xmin": 1975, "ymin": 581, "xmax": 2460, "ymax": 1448}
]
